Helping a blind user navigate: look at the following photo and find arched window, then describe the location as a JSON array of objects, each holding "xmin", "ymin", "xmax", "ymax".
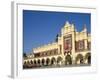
[
  {"xmin": 76, "ymin": 54, "xmax": 84, "ymax": 64},
  {"xmin": 42, "ymin": 59, "xmax": 45, "ymax": 65},
  {"xmin": 46, "ymin": 58, "xmax": 50, "ymax": 66},
  {"xmin": 34, "ymin": 60, "xmax": 36, "ymax": 65},
  {"xmin": 65, "ymin": 55, "xmax": 72, "ymax": 65},
  {"xmin": 30, "ymin": 60, "xmax": 33, "ymax": 64},
  {"xmin": 51, "ymin": 57, "xmax": 56, "ymax": 65},
  {"xmin": 85, "ymin": 53, "xmax": 91, "ymax": 64},
  {"xmin": 57, "ymin": 56, "xmax": 63, "ymax": 66},
  {"xmin": 37, "ymin": 59, "xmax": 40, "ymax": 64}
]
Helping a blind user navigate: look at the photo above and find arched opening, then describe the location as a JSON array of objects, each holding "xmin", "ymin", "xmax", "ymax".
[
  {"xmin": 34, "ymin": 60, "xmax": 36, "ymax": 65},
  {"xmin": 23, "ymin": 61, "xmax": 27, "ymax": 69},
  {"xmin": 51, "ymin": 57, "xmax": 56, "ymax": 66},
  {"xmin": 30, "ymin": 60, "xmax": 33, "ymax": 64},
  {"xmin": 76, "ymin": 54, "xmax": 84, "ymax": 64},
  {"xmin": 85, "ymin": 53, "xmax": 91, "ymax": 64},
  {"xmin": 57, "ymin": 56, "xmax": 63, "ymax": 66},
  {"xmin": 36, "ymin": 59, "xmax": 41, "ymax": 67},
  {"xmin": 27, "ymin": 61, "xmax": 30, "ymax": 64},
  {"xmin": 42, "ymin": 59, "xmax": 45, "ymax": 66},
  {"xmin": 37, "ymin": 59, "xmax": 40, "ymax": 65},
  {"xmin": 46, "ymin": 58, "xmax": 50, "ymax": 66},
  {"xmin": 28, "ymin": 60, "xmax": 33, "ymax": 68},
  {"xmin": 65, "ymin": 55, "xmax": 72, "ymax": 65},
  {"xmin": 24, "ymin": 61, "xmax": 26, "ymax": 65},
  {"xmin": 26, "ymin": 60, "xmax": 31, "ymax": 68}
]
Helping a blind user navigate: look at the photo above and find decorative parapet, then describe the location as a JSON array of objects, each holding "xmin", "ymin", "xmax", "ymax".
[{"xmin": 33, "ymin": 42, "xmax": 58, "ymax": 53}]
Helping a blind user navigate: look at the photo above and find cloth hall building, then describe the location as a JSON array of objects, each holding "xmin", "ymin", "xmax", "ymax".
[{"xmin": 23, "ymin": 21, "xmax": 91, "ymax": 69}]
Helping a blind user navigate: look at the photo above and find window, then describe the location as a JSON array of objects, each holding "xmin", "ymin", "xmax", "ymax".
[
  {"xmin": 75, "ymin": 40, "xmax": 84, "ymax": 51},
  {"xmin": 88, "ymin": 42, "xmax": 91, "ymax": 50},
  {"xmin": 59, "ymin": 45, "xmax": 62, "ymax": 54},
  {"xmin": 79, "ymin": 40, "xmax": 84, "ymax": 50},
  {"xmin": 64, "ymin": 39, "xmax": 72, "ymax": 50},
  {"xmin": 64, "ymin": 34, "xmax": 72, "ymax": 51}
]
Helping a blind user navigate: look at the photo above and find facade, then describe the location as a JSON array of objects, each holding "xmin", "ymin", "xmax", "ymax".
[{"xmin": 23, "ymin": 21, "xmax": 91, "ymax": 69}]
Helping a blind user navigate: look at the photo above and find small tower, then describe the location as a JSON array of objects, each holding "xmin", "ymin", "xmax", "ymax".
[
  {"xmin": 71, "ymin": 23, "xmax": 75, "ymax": 31},
  {"xmin": 64, "ymin": 21, "xmax": 70, "ymax": 28},
  {"xmin": 83, "ymin": 24, "xmax": 87, "ymax": 32}
]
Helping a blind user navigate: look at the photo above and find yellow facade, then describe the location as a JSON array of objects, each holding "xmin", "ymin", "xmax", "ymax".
[{"xmin": 23, "ymin": 21, "xmax": 91, "ymax": 68}]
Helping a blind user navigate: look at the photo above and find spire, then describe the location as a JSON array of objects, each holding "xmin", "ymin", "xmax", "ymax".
[
  {"xmin": 66, "ymin": 21, "xmax": 70, "ymax": 25},
  {"xmin": 64, "ymin": 21, "xmax": 70, "ymax": 28},
  {"xmin": 71, "ymin": 23, "xmax": 74, "ymax": 28},
  {"xmin": 82, "ymin": 24, "xmax": 87, "ymax": 32}
]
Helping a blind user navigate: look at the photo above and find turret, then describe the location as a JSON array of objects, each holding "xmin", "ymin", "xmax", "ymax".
[
  {"xmin": 82, "ymin": 24, "xmax": 87, "ymax": 32},
  {"xmin": 64, "ymin": 21, "xmax": 70, "ymax": 28}
]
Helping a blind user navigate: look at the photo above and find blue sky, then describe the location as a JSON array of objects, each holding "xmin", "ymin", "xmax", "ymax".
[{"xmin": 23, "ymin": 10, "xmax": 91, "ymax": 54}]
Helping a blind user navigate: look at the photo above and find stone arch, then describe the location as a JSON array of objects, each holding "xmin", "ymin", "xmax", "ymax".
[
  {"xmin": 42, "ymin": 58, "xmax": 45, "ymax": 65},
  {"xmin": 30, "ymin": 60, "xmax": 33, "ymax": 64},
  {"xmin": 51, "ymin": 57, "xmax": 56, "ymax": 65},
  {"xmin": 23, "ymin": 61, "xmax": 28, "ymax": 69},
  {"xmin": 37, "ymin": 59, "xmax": 41, "ymax": 65},
  {"xmin": 57, "ymin": 56, "xmax": 63, "ymax": 66},
  {"xmin": 46, "ymin": 58, "xmax": 50, "ymax": 66},
  {"xmin": 34, "ymin": 59, "xmax": 36, "ymax": 65},
  {"xmin": 24, "ymin": 61, "xmax": 27, "ymax": 65},
  {"xmin": 65, "ymin": 55, "xmax": 72, "ymax": 65},
  {"xmin": 76, "ymin": 54, "xmax": 84, "ymax": 64},
  {"xmin": 27, "ymin": 60, "xmax": 30, "ymax": 64},
  {"xmin": 85, "ymin": 53, "xmax": 91, "ymax": 64}
]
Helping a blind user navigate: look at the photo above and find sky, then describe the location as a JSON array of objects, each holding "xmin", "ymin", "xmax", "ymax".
[{"xmin": 23, "ymin": 10, "xmax": 91, "ymax": 54}]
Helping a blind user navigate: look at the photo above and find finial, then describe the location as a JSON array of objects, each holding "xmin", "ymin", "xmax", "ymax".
[
  {"xmin": 66, "ymin": 21, "xmax": 69, "ymax": 25},
  {"xmin": 83, "ymin": 24, "xmax": 87, "ymax": 32},
  {"xmin": 71, "ymin": 23, "xmax": 74, "ymax": 28},
  {"xmin": 64, "ymin": 21, "xmax": 70, "ymax": 28}
]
